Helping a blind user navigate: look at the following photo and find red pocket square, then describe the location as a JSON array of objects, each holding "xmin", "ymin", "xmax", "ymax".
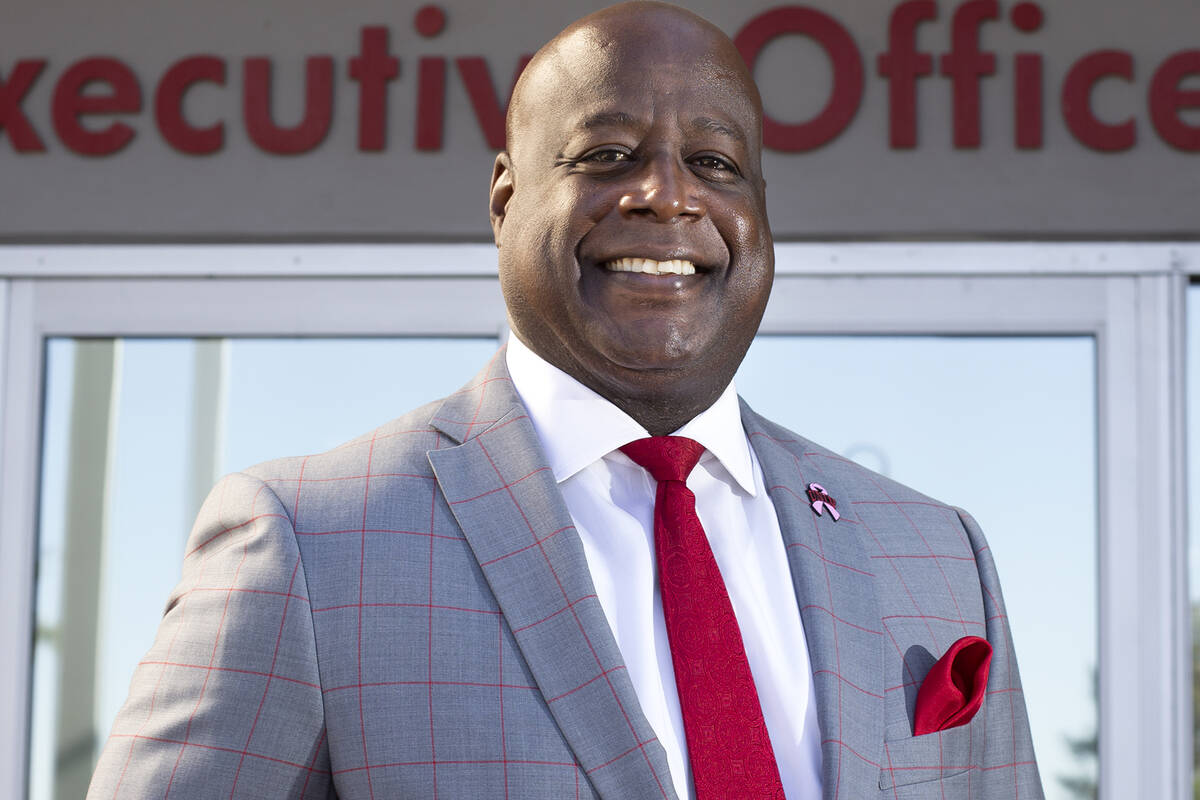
[{"xmin": 913, "ymin": 635, "xmax": 992, "ymax": 736}]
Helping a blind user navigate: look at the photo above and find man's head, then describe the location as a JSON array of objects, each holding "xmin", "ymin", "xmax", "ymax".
[{"xmin": 490, "ymin": 1, "xmax": 773, "ymax": 435}]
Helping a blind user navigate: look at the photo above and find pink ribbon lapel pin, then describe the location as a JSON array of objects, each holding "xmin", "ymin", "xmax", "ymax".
[{"xmin": 806, "ymin": 483, "xmax": 840, "ymax": 521}]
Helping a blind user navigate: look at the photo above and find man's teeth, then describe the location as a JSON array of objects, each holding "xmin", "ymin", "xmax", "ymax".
[{"xmin": 604, "ymin": 257, "xmax": 697, "ymax": 276}]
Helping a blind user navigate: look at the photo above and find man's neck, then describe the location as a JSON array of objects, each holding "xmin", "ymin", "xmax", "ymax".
[
  {"xmin": 508, "ymin": 334, "xmax": 733, "ymax": 437},
  {"xmin": 504, "ymin": 333, "xmax": 756, "ymax": 494}
]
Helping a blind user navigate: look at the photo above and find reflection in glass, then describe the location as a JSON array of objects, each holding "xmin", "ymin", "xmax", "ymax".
[
  {"xmin": 29, "ymin": 337, "xmax": 500, "ymax": 800},
  {"xmin": 737, "ymin": 336, "xmax": 1097, "ymax": 800}
]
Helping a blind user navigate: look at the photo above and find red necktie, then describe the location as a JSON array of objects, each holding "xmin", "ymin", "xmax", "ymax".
[{"xmin": 620, "ymin": 436, "xmax": 786, "ymax": 799}]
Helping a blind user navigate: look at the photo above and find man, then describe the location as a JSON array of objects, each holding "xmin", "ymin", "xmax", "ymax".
[{"xmin": 89, "ymin": 3, "xmax": 1042, "ymax": 798}]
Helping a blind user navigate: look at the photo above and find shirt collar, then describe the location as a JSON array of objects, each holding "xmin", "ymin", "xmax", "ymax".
[{"xmin": 505, "ymin": 334, "xmax": 757, "ymax": 496}]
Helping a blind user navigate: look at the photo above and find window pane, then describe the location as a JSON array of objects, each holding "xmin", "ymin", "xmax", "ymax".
[
  {"xmin": 29, "ymin": 336, "xmax": 499, "ymax": 800},
  {"xmin": 737, "ymin": 335, "xmax": 1098, "ymax": 800}
]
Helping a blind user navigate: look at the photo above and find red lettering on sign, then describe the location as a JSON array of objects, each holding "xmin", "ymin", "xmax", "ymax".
[
  {"xmin": 735, "ymin": 6, "xmax": 863, "ymax": 152},
  {"xmin": 1011, "ymin": 3, "xmax": 1044, "ymax": 149},
  {"xmin": 243, "ymin": 56, "xmax": 333, "ymax": 155},
  {"xmin": 414, "ymin": 4, "xmax": 446, "ymax": 38},
  {"xmin": 154, "ymin": 56, "xmax": 225, "ymax": 155},
  {"xmin": 1062, "ymin": 50, "xmax": 1136, "ymax": 152},
  {"xmin": 52, "ymin": 57, "xmax": 142, "ymax": 156},
  {"xmin": 1010, "ymin": 1, "xmax": 1043, "ymax": 32},
  {"xmin": 877, "ymin": 0, "xmax": 937, "ymax": 149},
  {"xmin": 0, "ymin": 60, "xmax": 47, "ymax": 152},
  {"xmin": 349, "ymin": 26, "xmax": 399, "ymax": 152},
  {"xmin": 939, "ymin": 0, "xmax": 998, "ymax": 148},
  {"xmin": 414, "ymin": 4, "xmax": 445, "ymax": 150},
  {"xmin": 455, "ymin": 56, "xmax": 531, "ymax": 150},
  {"xmin": 415, "ymin": 57, "xmax": 445, "ymax": 150},
  {"xmin": 1148, "ymin": 50, "xmax": 1200, "ymax": 152},
  {"xmin": 3, "ymin": 8, "xmax": 1196, "ymax": 161},
  {"xmin": 1013, "ymin": 53, "xmax": 1042, "ymax": 149}
]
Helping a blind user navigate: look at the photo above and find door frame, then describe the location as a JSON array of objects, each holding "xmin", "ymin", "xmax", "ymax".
[{"xmin": 1, "ymin": 242, "xmax": 1192, "ymax": 799}]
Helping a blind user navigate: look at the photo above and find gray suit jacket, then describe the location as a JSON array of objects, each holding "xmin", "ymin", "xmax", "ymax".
[{"xmin": 89, "ymin": 352, "xmax": 1043, "ymax": 799}]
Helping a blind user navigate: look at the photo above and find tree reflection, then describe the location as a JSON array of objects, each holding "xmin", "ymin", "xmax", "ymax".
[{"xmin": 1058, "ymin": 667, "xmax": 1098, "ymax": 800}]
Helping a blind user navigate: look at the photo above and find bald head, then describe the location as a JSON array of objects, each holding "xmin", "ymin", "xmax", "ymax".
[{"xmin": 505, "ymin": 2, "xmax": 762, "ymax": 162}]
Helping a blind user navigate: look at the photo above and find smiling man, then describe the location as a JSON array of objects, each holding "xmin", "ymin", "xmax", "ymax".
[
  {"xmin": 490, "ymin": 6, "xmax": 773, "ymax": 439},
  {"xmin": 89, "ymin": 3, "xmax": 1042, "ymax": 799}
]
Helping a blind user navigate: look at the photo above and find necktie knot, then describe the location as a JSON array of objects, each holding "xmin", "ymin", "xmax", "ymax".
[{"xmin": 620, "ymin": 436, "xmax": 705, "ymax": 484}]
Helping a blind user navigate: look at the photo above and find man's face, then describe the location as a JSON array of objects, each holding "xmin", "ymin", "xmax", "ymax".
[{"xmin": 491, "ymin": 15, "xmax": 773, "ymax": 418}]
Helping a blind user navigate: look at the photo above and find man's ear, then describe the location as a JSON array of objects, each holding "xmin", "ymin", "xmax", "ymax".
[{"xmin": 489, "ymin": 152, "xmax": 515, "ymax": 245}]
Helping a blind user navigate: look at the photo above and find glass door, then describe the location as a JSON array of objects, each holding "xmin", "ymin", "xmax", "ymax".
[{"xmin": 0, "ymin": 244, "xmax": 1188, "ymax": 799}]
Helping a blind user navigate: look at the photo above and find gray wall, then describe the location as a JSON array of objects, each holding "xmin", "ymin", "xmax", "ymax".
[{"xmin": 2, "ymin": 0, "xmax": 1197, "ymax": 240}]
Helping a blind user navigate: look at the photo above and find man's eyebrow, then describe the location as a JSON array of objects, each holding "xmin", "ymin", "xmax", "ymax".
[{"xmin": 690, "ymin": 116, "xmax": 746, "ymax": 142}]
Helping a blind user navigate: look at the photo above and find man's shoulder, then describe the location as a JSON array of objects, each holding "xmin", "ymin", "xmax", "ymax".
[
  {"xmin": 240, "ymin": 395, "xmax": 450, "ymax": 489},
  {"xmin": 233, "ymin": 350, "xmax": 519, "ymax": 497},
  {"xmin": 741, "ymin": 401, "xmax": 959, "ymax": 514},
  {"xmin": 743, "ymin": 402, "xmax": 988, "ymax": 579}
]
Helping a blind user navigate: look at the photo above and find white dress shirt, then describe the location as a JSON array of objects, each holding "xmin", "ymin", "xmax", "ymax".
[{"xmin": 506, "ymin": 336, "xmax": 823, "ymax": 800}]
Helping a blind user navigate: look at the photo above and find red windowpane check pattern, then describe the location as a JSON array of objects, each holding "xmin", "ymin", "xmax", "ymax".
[{"xmin": 621, "ymin": 436, "xmax": 786, "ymax": 799}]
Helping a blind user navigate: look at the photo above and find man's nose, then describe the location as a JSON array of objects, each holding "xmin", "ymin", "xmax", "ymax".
[{"xmin": 617, "ymin": 157, "xmax": 704, "ymax": 221}]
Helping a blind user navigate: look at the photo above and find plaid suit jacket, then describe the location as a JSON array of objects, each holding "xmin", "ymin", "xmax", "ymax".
[{"xmin": 89, "ymin": 351, "xmax": 1043, "ymax": 799}]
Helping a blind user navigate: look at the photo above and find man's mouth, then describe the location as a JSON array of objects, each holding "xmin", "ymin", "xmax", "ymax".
[{"xmin": 602, "ymin": 257, "xmax": 698, "ymax": 276}]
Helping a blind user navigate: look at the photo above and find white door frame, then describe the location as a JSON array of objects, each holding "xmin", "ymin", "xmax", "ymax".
[{"xmin": 1, "ymin": 242, "xmax": 1193, "ymax": 799}]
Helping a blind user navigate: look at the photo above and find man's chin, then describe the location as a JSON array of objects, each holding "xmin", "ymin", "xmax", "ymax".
[
  {"xmin": 595, "ymin": 341, "xmax": 698, "ymax": 375},
  {"xmin": 585, "ymin": 347, "xmax": 722, "ymax": 399}
]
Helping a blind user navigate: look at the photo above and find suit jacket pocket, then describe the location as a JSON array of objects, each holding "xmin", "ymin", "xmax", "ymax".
[{"xmin": 878, "ymin": 718, "xmax": 976, "ymax": 791}]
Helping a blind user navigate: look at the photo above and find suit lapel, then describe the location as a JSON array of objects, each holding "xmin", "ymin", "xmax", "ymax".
[
  {"xmin": 427, "ymin": 352, "xmax": 677, "ymax": 800},
  {"xmin": 742, "ymin": 402, "xmax": 885, "ymax": 800}
]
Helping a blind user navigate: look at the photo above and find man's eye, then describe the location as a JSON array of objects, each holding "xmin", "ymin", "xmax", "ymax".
[
  {"xmin": 582, "ymin": 148, "xmax": 631, "ymax": 163},
  {"xmin": 691, "ymin": 154, "xmax": 736, "ymax": 172}
]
